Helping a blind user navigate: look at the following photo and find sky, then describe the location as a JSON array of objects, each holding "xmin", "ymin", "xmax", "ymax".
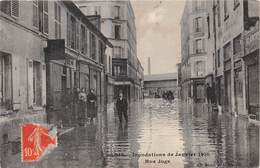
[{"xmin": 131, "ymin": 0, "xmax": 185, "ymax": 75}]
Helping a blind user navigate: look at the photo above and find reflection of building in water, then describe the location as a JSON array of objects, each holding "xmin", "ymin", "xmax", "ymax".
[
  {"xmin": 143, "ymin": 73, "xmax": 177, "ymax": 98},
  {"xmin": 178, "ymin": 101, "xmax": 259, "ymax": 167}
]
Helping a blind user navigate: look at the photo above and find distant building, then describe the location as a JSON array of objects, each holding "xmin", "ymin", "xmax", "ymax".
[
  {"xmin": 143, "ymin": 73, "xmax": 177, "ymax": 98},
  {"xmin": 178, "ymin": 0, "xmax": 259, "ymax": 121},
  {"xmin": 75, "ymin": 0, "xmax": 144, "ymax": 103},
  {"xmin": 179, "ymin": 1, "xmax": 213, "ymax": 103}
]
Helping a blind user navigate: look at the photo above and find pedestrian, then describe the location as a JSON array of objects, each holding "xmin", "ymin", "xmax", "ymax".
[
  {"xmin": 116, "ymin": 92, "xmax": 128, "ymax": 125},
  {"xmin": 206, "ymin": 83, "xmax": 211, "ymax": 105},
  {"xmin": 87, "ymin": 88, "xmax": 97, "ymax": 122},
  {"xmin": 78, "ymin": 88, "xmax": 87, "ymax": 125}
]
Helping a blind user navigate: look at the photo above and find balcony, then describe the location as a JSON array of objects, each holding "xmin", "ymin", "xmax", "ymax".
[{"xmin": 244, "ymin": 22, "xmax": 259, "ymax": 56}]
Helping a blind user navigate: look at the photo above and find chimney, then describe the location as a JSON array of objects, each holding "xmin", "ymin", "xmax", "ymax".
[{"xmin": 148, "ymin": 57, "xmax": 151, "ymax": 75}]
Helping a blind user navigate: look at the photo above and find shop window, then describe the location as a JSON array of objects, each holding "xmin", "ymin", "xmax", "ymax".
[{"xmin": 0, "ymin": 54, "xmax": 12, "ymax": 111}]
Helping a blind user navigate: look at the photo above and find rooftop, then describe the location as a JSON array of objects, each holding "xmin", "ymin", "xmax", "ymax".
[{"xmin": 144, "ymin": 73, "xmax": 177, "ymax": 82}]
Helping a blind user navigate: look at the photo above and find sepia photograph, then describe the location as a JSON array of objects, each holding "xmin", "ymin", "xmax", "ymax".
[{"xmin": 0, "ymin": 0, "xmax": 259, "ymax": 167}]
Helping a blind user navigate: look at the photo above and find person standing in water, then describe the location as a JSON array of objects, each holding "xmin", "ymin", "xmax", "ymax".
[{"xmin": 116, "ymin": 92, "xmax": 128, "ymax": 125}]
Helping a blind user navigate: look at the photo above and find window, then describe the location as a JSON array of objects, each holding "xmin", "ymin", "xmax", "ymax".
[
  {"xmin": 33, "ymin": 0, "xmax": 48, "ymax": 34},
  {"xmin": 223, "ymin": 42, "xmax": 231, "ymax": 60},
  {"xmin": 114, "ymin": 46, "xmax": 122, "ymax": 58},
  {"xmin": 33, "ymin": 61, "xmax": 42, "ymax": 106},
  {"xmin": 217, "ymin": 0, "xmax": 221, "ymax": 27},
  {"xmin": 80, "ymin": 25, "xmax": 86, "ymax": 54},
  {"xmin": 90, "ymin": 33, "xmax": 96, "ymax": 60},
  {"xmin": 195, "ymin": 39, "xmax": 203, "ymax": 54},
  {"xmin": 233, "ymin": 34, "xmax": 241, "ymax": 55},
  {"xmin": 217, "ymin": 49, "xmax": 221, "ymax": 67},
  {"xmin": 99, "ymin": 41, "xmax": 104, "ymax": 64},
  {"xmin": 114, "ymin": 6, "xmax": 120, "ymax": 19},
  {"xmin": 224, "ymin": 0, "xmax": 229, "ymax": 20},
  {"xmin": 113, "ymin": 65, "xmax": 121, "ymax": 76},
  {"xmin": 71, "ymin": 16, "xmax": 76, "ymax": 49},
  {"xmin": 115, "ymin": 25, "xmax": 121, "ymax": 39},
  {"xmin": 194, "ymin": 17, "xmax": 203, "ymax": 32},
  {"xmin": 0, "ymin": 54, "xmax": 12, "ymax": 111},
  {"xmin": 0, "ymin": 0, "xmax": 19, "ymax": 17},
  {"xmin": 195, "ymin": 61, "xmax": 205, "ymax": 77},
  {"xmin": 54, "ymin": 2, "xmax": 61, "ymax": 39}
]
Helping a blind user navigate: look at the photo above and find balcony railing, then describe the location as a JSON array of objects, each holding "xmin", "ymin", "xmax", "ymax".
[{"xmin": 245, "ymin": 22, "xmax": 259, "ymax": 56}]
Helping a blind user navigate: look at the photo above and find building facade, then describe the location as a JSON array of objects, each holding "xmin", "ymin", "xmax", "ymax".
[
  {"xmin": 76, "ymin": 0, "xmax": 144, "ymax": 103},
  {"xmin": 178, "ymin": 0, "xmax": 259, "ymax": 121},
  {"xmin": 179, "ymin": 1, "xmax": 213, "ymax": 103},
  {"xmin": 143, "ymin": 73, "xmax": 177, "ymax": 98},
  {"xmin": 0, "ymin": 1, "xmax": 112, "ymax": 128},
  {"xmin": 44, "ymin": 1, "xmax": 112, "ymax": 124}
]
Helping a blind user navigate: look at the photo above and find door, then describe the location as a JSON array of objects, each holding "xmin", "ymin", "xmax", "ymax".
[
  {"xmin": 248, "ymin": 64, "xmax": 259, "ymax": 120},
  {"xmin": 224, "ymin": 71, "xmax": 231, "ymax": 112},
  {"xmin": 234, "ymin": 69, "xmax": 244, "ymax": 115}
]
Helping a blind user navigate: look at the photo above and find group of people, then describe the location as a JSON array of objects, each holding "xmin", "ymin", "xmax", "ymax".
[
  {"xmin": 69, "ymin": 88, "xmax": 129, "ymax": 126},
  {"xmin": 162, "ymin": 91, "xmax": 175, "ymax": 102},
  {"xmin": 73, "ymin": 88, "xmax": 97, "ymax": 125}
]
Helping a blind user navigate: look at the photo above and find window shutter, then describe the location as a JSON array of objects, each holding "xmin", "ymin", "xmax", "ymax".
[
  {"xmin": 33, "ymin": 0, "xmax": 38, "ymax": 28},
  {"xmin": 41, "ymin": 63, "xmax": 46, "ymax": 106},
  {"xmin": 43, "ymin": 1, "xmax": 48, "ymax": 34},
  {"xmin": 28, "ymin": 59, "xmax": 34, "ymax": 108},
  {"xmin": 67, "ymin": 13, "xmax": 71, "ymax": 47},
  {"xmin": 85, "ymin": 29, "xmax": 88, "ymax": 55},
  {"xmin": 193, "ymin": 18, "xmax": 196, "ymax": 33},
  {"xmin": 76, "ymin": 21, "xmax": 80, "ymax": 51},
  {"xmin": 193, "ymin": 40, "xmax": 196, "ymax": 54},
  {"xmin": 202, "ymin": 39, "xmax": 205, "ymax": 52},
  {"xmin": 12, "ymin": 56, "xmax": 20, "ymax": 110},
  {"xmin": 11, "ymin": 0, "xmax": 19, "ymax": 17}
]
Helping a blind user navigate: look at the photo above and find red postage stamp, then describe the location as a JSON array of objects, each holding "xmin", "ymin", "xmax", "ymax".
[{"xmin": 21, "ymin": 123, "xmax": 57, "ymax": 162}]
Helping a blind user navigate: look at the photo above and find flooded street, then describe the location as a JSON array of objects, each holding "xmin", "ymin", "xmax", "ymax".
[{"xmin": 1, "ymin": 99, "xmax": 259, "ymax": 168}]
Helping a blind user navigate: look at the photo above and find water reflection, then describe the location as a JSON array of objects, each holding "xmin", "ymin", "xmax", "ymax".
[
  {"xmin": 0, "ymin": 99, "xmax": 259, "ymax": 168},
  {"xmin": 178, "ymin": 101, "xmax": 259, "ymax": 168}
]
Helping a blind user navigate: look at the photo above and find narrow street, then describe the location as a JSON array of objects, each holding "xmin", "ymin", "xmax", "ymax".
[{"xmin": 1, "ymin": 99, "xmax": 259, "ymax": 168}]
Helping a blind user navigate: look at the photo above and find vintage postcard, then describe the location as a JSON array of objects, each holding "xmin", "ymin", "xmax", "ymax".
[{"xmin": 0, "ymin": 0, "xmax": 259, "ymax": 167}]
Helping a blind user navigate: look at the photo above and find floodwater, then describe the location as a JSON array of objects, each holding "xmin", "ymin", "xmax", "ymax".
[{"xmin": 0, "ymin": 99, "xmax": 259, "ymax": 168}]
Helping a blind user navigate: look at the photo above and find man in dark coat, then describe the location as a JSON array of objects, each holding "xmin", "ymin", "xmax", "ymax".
[
  {"xmin": 87, "ymin": 89, "xmax": 97, "ymax": 122},
  {"xmin": 116, "ymin": 92, "xmax": 128, "ymax": 124},
  {"xmin": 206, "ymin": 83, "xmax": 212, "ymax": 104}
]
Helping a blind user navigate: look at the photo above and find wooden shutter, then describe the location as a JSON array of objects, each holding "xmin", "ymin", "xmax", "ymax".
[
  {"xmin": 193, "ymin": 40, "xmax": 196, "ymax": 54},
  {"xmin": 76, "ymin": 20, "xmax": 80, "ymax": 51},
  {"xmin": 11, "ymin": 0, "xmax": 19, "ymax": 17},
  {"xmin": 43, "ymin": 1, "xmax": 48, "ymax": 34},
  {"xmin": 85, "ymin": 29, "xmax": 88, "ymax": 55},
  {"xmin": 41, "ymin": 63, "xmax": 46, "ymax": 106},
  {"xmin": 12, "ymin": 55, "xmax": 21, "ymax": 111},
  {"xmin": 28, "ymin": 60, "xmax": 34, "ymax": 108}
]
